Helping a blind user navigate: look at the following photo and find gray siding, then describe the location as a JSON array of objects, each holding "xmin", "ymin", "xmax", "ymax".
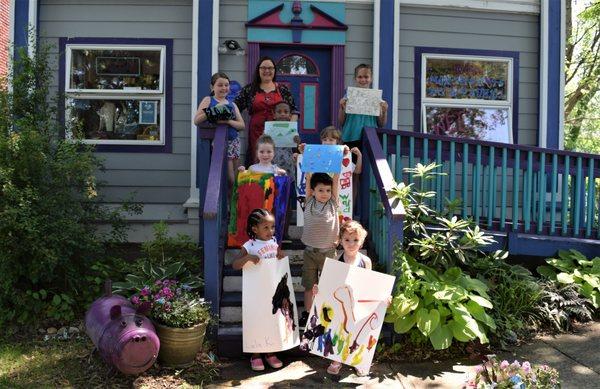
[
  {"xmin": 217, "ymin": 0, "xmax": 374, "ymax": 159},
  {"xmin": 38, "ymin": 0, "xmax": 194, "ymax": 231},
  {"xmin": 398, "ymin": 6, "xmax": 539, "ymax": 145}
]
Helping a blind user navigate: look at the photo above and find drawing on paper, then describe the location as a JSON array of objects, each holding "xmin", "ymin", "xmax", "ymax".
[
  {"xmin": 271, "ymin": 273, "xmax": 296, "ymax": 341},
  {"xmin": 345, "ymin": 87, "xmax": 383, "ymax": 117},
  {"xmin": 301, "ymin": 259, "xmax": 395, "ymax": 373},
  {"xmin": 302, "ymin": 144, "xmax": 344, "ymax": 173},
  {"xmin": 264, "ymin": 121, "xmax": 299, "ymax": 148}
]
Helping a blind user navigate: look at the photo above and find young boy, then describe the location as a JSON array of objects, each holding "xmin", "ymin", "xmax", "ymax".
[
  {"xmin": 271, "ymin": 101, "xmax": 300, "ymax": 178},
  {"xmin": 299, "ymin": 171, "xmax": 340, "ymax": 328}
]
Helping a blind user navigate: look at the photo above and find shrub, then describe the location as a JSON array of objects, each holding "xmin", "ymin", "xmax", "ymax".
[
  {"xmin": 537, "ymin": 249, "xmax": 600, "ymax": 309},
  {"xmin": 385, "ymin": 250, "xmax": 496, "ymax": 350},
  {"xmin": 534, "ymin": 281, "xmax": 595, "ymax": 331},
  {"xmin": 0, "ymin": 40, "xmax": 139, "ymax": 326},
  {"xmin": 466, "ymin": 356, "xmax": 561, "ymax": 388}
]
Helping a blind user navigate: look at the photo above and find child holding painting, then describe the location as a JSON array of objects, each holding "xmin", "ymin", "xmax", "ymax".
[
  {"xmin": 193, "ymin": 72, "xmax": 245, "ymax": 187},
  {"xmin": 338, "ymin": 63, "xmax": 388, "ymax": 151},
  {"xmin": 271, "ymin": 101, "xmax": 301, "ymax": 178},
  {"xmin": 232, "ymin": 208, "xmax": 285, "ymax": 371},
  {"xmin": 238, "ymin": 134, "xmax": 287, "ymax": 175}
]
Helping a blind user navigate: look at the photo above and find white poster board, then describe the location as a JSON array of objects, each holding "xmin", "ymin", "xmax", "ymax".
[
  {"xmin": 345, "ymin": 87, "xmax": 382, "ymax": 117},
  {"xmin": 264, "ymin": 121, "xmax": 299, "ymax": 148},
  {"xmin": 303, "ymin": 259, "xmax": 395, "ymax": 373},
  {"xmin": 338, "ymin": 156, "xmax": 353, "ymax": 222},
  {"xmin": 242, "ymin": 256, "xmax": 300, "ymax": 352},
  {"xmin": 296, "ymin": 155, "xmax": 306, "ymax": 227}
]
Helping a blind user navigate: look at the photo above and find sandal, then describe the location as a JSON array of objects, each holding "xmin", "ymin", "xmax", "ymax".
[
  {"xmin": 250, "ymin": 356, "xmax": 265, "ymax": 371},
  {"xmin": 265, "ymin": 353, "xmax": 283, "ymax": 369},
  {"xmin": 327, "ymin": 361, "xmax": 342, "ymax": 375}
]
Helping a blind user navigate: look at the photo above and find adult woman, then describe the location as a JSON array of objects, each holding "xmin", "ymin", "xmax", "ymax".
[{"xmin": 235, "ymin": 56, "xmax": 298, "ymax": 164}]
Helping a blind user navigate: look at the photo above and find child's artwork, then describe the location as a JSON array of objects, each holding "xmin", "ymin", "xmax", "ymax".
[
  {"xmin": 243, "ymin": 256, "xmax": 300, "ymax": 352},
  {"xmin": 301, "ymin": 259, "xmax": 395, "ymax": 373},
  {"xmin": 227, "ymin": 172, "xmax": 291, "ymax": 247},
  {"xmin": 203, "ymin": 104, "xmax": 235, "ymax": 123},
  {"xmin": 296, "ymin": 155, "xmax": 306, "ymax": 226},
  {"xmin": 264, "ymin": 121, "xmax": 299, "ymax": 148},
  {"xmin": 302, "ymin": 144, "xmax": 344, "ymax": 173},
  {"xmin": 345, "ymin": 87, "xmax": 383, "ymax": 117},
  {"xmin": 337, "ymin": 156, "xmax": 353, "ymax": 222}
]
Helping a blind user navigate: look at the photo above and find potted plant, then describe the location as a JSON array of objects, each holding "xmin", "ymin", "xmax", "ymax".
[
  {"xmin": 130, "ymin": 279, "xmax": 211, "ymax": 367},
  {"xmin": 465, "ymin": 355, "xmax": 561, "ymax": 389}
]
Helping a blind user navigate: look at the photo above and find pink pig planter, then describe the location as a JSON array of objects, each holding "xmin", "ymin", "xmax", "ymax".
[{"xmin": 85, "ymin": 285, "xmax": 160, "ymax": 375}]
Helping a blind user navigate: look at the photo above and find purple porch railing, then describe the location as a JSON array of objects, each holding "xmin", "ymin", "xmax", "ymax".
[
  {"xmin": 361, "ymin": 127, "xmax": 405, "ymax": 273},
  {"xmin": 201, "ymin": 124, "xmax": 229, "ymax": 316}
]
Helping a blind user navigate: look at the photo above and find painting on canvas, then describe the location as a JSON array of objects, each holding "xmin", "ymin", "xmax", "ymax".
[
  {"xmin": 301, "ymin": 144, "xmax": 344, "ymax": 173},
  {"xmin": 302, "ymin": 259, "xmax": 395, "ymax": 373},
  {"xmin": 345, "ymin": 87, "xmax": 382, "ymax": 117},
  {"xmin": 243, "ymin": 256, "xmax": 300, "ymax": 352}
]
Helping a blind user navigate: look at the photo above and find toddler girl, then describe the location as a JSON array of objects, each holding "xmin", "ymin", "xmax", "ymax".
[
  {"xmin": 232, "ymin": 208, "xmax": 285, "ymax": 371},
  {"xmin": 194, "ymin": 72, "xmax": 245, "ymax": 186},
  {"xmin": 239, "ymin": 134, "xmax": 286, "ymax": 175}
]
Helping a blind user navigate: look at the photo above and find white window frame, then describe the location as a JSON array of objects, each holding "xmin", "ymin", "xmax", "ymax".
[
  {"xmin": 64, "ymin": 44, "xmax": 166, "ymax": 146},
  {"xmin": 421, "ymin": 53, "xmax": 514, "ymax": 143}
]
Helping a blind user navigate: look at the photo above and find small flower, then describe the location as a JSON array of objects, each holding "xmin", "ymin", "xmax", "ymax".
[
  {"xmin": 155, "ymin": 280, "xmax": 162, "ymax": 285},
  {"xmin": 131, "ymin": 295, "xmax": 140, "ymax": 305},
  {"xmin": 500, "ymin": 360, "xmax": 510, "ymax": 369},
  {"xmin": 511, "ymin": 360, "xmax": 521, "ymax": 368},
  {"xmin": 140, "ymin": 286, "xmax": 150, "ymax": 296},
  {"xmin": 156, "ymin": 297, "xmax": 166, "ymax": 305},
  {"xmin": 474, "ymin": 364, "xmax": 485, "ymax": 374},
  {"xmin": 522, "ymin": 361, "xmax": 531, "ymax": 374}
]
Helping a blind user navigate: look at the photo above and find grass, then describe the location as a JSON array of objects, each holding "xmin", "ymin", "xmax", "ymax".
[{"xmin": 0, "ymin": 328, "xmax": 219, "ymax": 388}]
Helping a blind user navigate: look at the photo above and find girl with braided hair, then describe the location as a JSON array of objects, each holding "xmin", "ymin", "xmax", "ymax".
[{"xmin": 232, "ymin": 208, "xmax": 285, "ymax": 371}]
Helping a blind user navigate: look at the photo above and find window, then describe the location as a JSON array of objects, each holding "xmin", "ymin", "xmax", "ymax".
[
  {"xmin": 420, "ymin": 53, "xmax": 514, "ymax": 143},
  {"xmin": 63, "ymin": 41, "xmax": 170, "ymax": 148},
  {"xmin": 277, "ymin": 54, "xmax": 318, "ymax": 76}
]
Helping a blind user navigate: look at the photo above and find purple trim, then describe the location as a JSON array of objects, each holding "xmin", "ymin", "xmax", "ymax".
[
  {"xmin": 275, "ymin": 52, "xmax": 320, "ymax": 76},
  {"xmin": 245, "ymin": 3, "xmax": 347, "ymax": 31},
  {"xmin": 300, "ymin": 82, "xmax": 319, "ymax": 132},
  {"xmin": 58, "ymin": 37, "xmax": 173, "ymax": 153},
  {"xmin": 414, "ymin": 47, "xmax": 520, "ymax": 144},
  {"xmin": 247, "ymin": 43, "xmax": 260, "ymax": 84},
  {"xmin": 331, "ymin": 45, "xmax": 345, "ymax": 128}
]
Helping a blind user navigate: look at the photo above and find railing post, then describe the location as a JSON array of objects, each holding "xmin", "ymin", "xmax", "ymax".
[{"xmin": 387, "ymin": 214, "xmax": 403, "ymax": 274}]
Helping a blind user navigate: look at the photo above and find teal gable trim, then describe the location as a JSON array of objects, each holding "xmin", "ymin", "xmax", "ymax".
[{"xmin": 248, "ymin": 29, "xmax": 345, "ymax": 45}]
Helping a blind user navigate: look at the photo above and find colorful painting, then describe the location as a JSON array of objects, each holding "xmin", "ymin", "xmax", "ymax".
[
  {"xmin": 264, "ymin": 121, "xmax": 299, "ymax": 148},
  {"xmin": 227, "ymin": 172, "xmax": 291, "ymax": 247},
  {"xmin": 302, "ymin": 144, "xmax": 344, "ymax": 173},
  {"xmin": 345, "ymin": 87, "xmax": 382, "ymax": 117},
  {"xmin": 243, "ymin": 256, "xmax": 300, "ymax": 352},
  {"xmin": 337, "ymin": 156, "xmax": 353, "ymax": 222},
  {"xmin": 296, "ymin": 155, "xmax": 306, "ymax": 226},
  {"xmin": 302, "ymin": 259, "xmax": 395, "ymax": 373}
]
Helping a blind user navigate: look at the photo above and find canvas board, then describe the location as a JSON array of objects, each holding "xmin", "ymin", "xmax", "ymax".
[
  {"xmin": 302, "ymin": 144, "xmax": 344, "ymax": 173},
  {"xmin": 264, "ymin": 121, "xmax": 299, "ymax": 148},
  {"xmin": 242, "ymin": 256, "xmax": 300, "ymax": 353},
  {"xmin": 302, "ymin": 259, "xmax": 395, "ymax": 372},
  {"xmin": 345, "ymin": 87, "xmax": 382, "ymax": 117},
  {"xmin": 337, "ymin": 155, "xmax": 353, "ymax": 222}
]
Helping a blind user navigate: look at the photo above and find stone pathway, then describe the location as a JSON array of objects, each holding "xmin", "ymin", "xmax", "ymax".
[{"xmin": 207, "ymin": 322, "xmax": 600, "ymax": 388}]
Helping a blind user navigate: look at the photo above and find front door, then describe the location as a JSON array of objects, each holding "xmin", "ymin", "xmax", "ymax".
[{"xmin": 261, "ymin": 45, "xmax": 332, "ymax": 144}]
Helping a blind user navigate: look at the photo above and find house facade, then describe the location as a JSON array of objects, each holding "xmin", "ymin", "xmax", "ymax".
[{"xmin": 8, "ymin": 0, "xmax": 565, "ymax": 243}]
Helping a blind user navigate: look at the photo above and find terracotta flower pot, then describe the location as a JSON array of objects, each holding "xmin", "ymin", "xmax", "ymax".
[{"xmin": 153, "ymin": 321, "xmax": 207, "ymax": 367}]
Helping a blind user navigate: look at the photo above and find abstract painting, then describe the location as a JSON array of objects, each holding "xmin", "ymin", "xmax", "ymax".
[
  {"xmin": 301, "ymin": 259, "xmax": 395, "ymax": 373},
  {"xmin": 301, "ymin": 144, "xmax": 344, "ymax": 173},
  {"xmin": 264, "ymin": 121, "xmax": 299, "ymax": 148}
]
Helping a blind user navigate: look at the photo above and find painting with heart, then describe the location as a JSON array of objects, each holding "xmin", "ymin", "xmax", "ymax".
[
  {"xmin": 337, "ymin": 156, "xmax": 353, "ymax": 221},
  {"xmin": 301, "ymin": 259, "xmax": 395, "ymax": 373}
]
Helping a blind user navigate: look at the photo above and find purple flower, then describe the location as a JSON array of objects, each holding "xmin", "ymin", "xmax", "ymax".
[
  {"xmin": 500, "ymin": 360, "xmax": 510, "ymax": 369},
  {"xmin": 155, "ymin": 280, "xmax": 162, "ymax": 286},
  {"xmin": 140, "ymin": 286, "xmax": 150, "ymax": 296},
  {"xmin": 474, "ymin": 365, "xmax": 485, "ymax": 374},
  {"xmin": 131, "ymin": 295, "xmax": 140, "ymax": 305},
  {"xmin": 522, "ymin": 361, "xmax": 531, "ymax": 374},
  {"xmin": 511, "ymin": 360, "xmax": 521, "ymax": 368},
  {"xmin": 176, "ymin": 288, "xmax": 182, "ymax": 295}
]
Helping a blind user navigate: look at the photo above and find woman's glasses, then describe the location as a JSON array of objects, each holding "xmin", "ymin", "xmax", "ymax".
[{"xmin": 259, "ymin": 66, "xmax": 275, "ymax": 71}]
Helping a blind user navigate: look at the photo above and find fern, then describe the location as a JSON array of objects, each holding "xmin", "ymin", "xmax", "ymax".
[{"xmin": 535, "ymin": 282, "xmax": 595, "ymax": 331}]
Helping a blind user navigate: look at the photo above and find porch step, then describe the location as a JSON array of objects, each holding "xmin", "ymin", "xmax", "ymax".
[
  {"xmin": 219, "ymin": 291, "xmax": 306, "ymax": 324},
  {"xmin": 223, "ymin": 265, "xmax": 304, "ymax": 293}
]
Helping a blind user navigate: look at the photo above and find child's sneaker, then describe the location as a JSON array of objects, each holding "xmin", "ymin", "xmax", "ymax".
[
  {"xmin": 265, "ymin": 354, "xmax": 283, "ymax": 369},
  {"xmin": 250, "ymin": 356, "xmax": 265, "ymax": 371},
  {"xmin": 298, "ymin": 310, "xmax": 309, "ymax": 329}
]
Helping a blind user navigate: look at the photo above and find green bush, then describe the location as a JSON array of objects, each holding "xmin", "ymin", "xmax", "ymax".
[
  {"xmin": 385, "ymin": 251, "xmax": 497, "ymax": 350},
  {"xmin": 535, "ymin": 281, "xmax": 595, "ymax": 331},
  {"xmin": 0, "ymin": 41, "xmax": 139, "ymax": 326},
  {"xmin": 139, "ymin": 221, "xmax": 201, "ymax": 274},
  {"xmin": 538, "ymin": 249, "xmax": 600, "ymax": 309}
]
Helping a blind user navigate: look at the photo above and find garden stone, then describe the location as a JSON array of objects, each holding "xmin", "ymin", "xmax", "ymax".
[
  {"xmin": 46, "ymin": 327, "xmax": 57, "ymax": 334},
  {"xmin": 38, "ymin": 328, "xmax": 46, "ymax": 334},
  {"xmin": 68, "ymin": 326, "xmax": 80, "ymax": 335},
  {"xmin": 57, "ymin": 327, "xmax": 68, "ymax": 337}
]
